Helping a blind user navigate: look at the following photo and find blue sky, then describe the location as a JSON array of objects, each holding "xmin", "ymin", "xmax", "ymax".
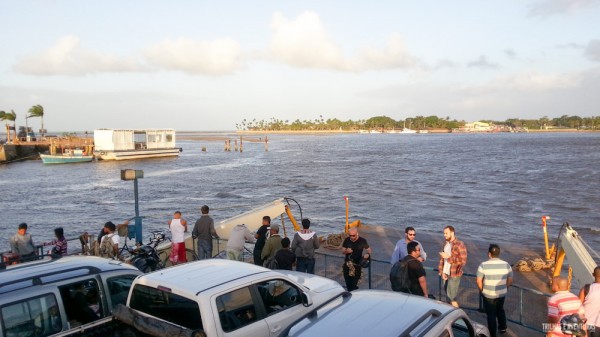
[{"xmin": 1, "ymin": 0, "xmax": 599, "ymax": 131}]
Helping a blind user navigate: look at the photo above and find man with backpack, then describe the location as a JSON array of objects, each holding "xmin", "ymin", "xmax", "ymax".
[
  {"xmin": 390, "ymin": 241, "xmax": 428, "ymax": 297},
  {"xmin": 99, "ymin": 222, "xmax": 120, "ymax": 259}
]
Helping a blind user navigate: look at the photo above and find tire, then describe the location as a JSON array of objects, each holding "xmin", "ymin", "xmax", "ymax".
[{"xmin": 162, "ymin": 248, "xmax": 198, "ymax": 267}]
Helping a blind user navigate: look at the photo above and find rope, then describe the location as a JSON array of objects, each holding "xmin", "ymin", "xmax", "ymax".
[
  {"xmin": 323, "ymin": 232, "xmax": 348, "ymax": 250},
  {"xmin": 513, "ymin": 257, "xmax": 555, "ymax": 272}
]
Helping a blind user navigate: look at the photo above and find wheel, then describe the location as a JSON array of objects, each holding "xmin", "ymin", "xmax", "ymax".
[{"xmin": 162, "ymin": 248, "xmax": 198, "ymax": 267}]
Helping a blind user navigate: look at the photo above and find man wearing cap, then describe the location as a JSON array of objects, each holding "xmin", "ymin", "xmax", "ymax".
[
  {"xmin": 10, "ymin": 223, "xmax": 36, "ymax": 262},
  {"xmin": 261, "ymin": 224, "xmax": 282, "ymax": 267}
]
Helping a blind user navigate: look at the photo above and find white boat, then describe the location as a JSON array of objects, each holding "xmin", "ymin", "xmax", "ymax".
[
  {"xmin": 399, "ymin": 128, "xmax": 417, "ymax": 134},
  {"xmin": 418, "ymin": 129, "xmax": 429, "ymax": 134},
  {"xmin": 93, "ymin": 129, "xmax": 181, "ymax": 161}
]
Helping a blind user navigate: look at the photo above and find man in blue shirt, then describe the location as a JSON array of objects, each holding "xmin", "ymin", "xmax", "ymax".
[{"xmin": 390, "ymin": 227, "xmax": 427, "ymax": 265}]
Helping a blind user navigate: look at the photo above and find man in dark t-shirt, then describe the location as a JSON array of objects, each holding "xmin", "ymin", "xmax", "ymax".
[
  {"xmin": 401, "ymin": 241, "xmax": 428, "ymax": 297},
  {"xmin": 341, "ymin": 228, "xmax": 371, "ymax": 291},
  {"xmin": 275, "ymin": 237, "xmax": 296, "ymax": 270},
  {"xmin": 253, "ymin": 216, "xmax": 271, "ymax": 265}
]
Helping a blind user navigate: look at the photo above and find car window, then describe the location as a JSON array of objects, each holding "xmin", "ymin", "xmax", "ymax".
[
  {"xmin": 451, "ymin": 318, "xmax": 473, "ymax": 337},
  {"xmin": 58, "ymin": 279, "xmax": 102, "ymax": 327},
  {"xmin": 217, "ymin": 286, "xmax": 259, "ymax": 332},
  {"xmin": 256, "ymin": 279, "xmax": 301, "ymax": 315},
  {"xmin": 106, "ymin": 275, "xmax": 137, "ymax": 308},
  {"xmin": 129, "ymin": 284, "xmax": 202, "ymax": 330},
  {"xmin": 1, "ymin": 294, "xmax": 62, "ymax": 337}
]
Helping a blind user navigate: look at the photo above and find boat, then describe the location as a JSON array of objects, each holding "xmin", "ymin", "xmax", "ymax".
[
  {"xmin": 40, "ymin": 149, "xmax": 93, "ymax": 164},
  {"xmin": 399, "ymin": 128, "xmax": 417, "ymax": 134},
  {"xmin": 93, "ymin": 129, "xmax": 181, "ymax": 161}
]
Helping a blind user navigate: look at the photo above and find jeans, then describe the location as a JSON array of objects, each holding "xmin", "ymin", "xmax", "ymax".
[
  {"xmin": 253, "ymin": 249, "xmax": 263, "ymax": 266},
  {"xmin": 482, "ymin": 295, "xmax": 506, "ymax": 337},
  {"xmin": 197, "ymin": 239, "xmax": 212, "ymax": 260},
  {"xmin": 296, "ymin": 257, "xmax": 316, "ymax": 274},
  {"xmin": 444, "ymin": 276, "xmax": 461, "ymax": 302},
  {"xmin": 342, "ymin": 263, "xmax": 362, "ymax": 291}
]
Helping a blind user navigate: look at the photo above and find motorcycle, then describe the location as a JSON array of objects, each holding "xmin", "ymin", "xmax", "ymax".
[{"xmin": 128, "ymin": 230, "xmax": 167, "ymax": 272}]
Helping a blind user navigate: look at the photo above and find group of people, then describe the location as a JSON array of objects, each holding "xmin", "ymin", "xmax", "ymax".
[
  {"xmin": 8, "ymin": 223, "xmax": 68, "ymax": 263},
  {"xmin": 388, "ymin": 225, "xmax": 600, "ymax": 337}
]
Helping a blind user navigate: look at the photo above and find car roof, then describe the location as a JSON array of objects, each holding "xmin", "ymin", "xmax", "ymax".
[
  {"xmin": 134, "ymin": 259, "xmax": 270, "ymax": 297},
  {"xmin": 0, "ymin": 256, "xmax": 140, "ymax": 294},
  {"xmin": 285, "ymin": 290, "xmax": 455, "ymax": 337}
]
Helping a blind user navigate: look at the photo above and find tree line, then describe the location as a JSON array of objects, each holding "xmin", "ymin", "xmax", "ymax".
[{"xmin": 235, "ymin": 114, "xmax": 600, "ymax": 131}]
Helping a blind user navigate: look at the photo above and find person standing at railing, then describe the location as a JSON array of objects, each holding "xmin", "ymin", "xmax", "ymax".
[
  {"xmin": 476, "ymin": 244, "xmax": 513, "ymax": 337},
  {"xmin": 226, "ymin": 224, "xmax": 255, "ymax": 261},
  {"xmin": 390, "ymin": 226, "xmax": 427, "ymax": 265},
  {"xmin": 291, "ymin": 218, "xmax": 319, "ymax": 274},
  {"xmin": 168, "ymin": 211, "xmax": 188, "ymax": 265},
  {"xmin": 438, "ymin": 225, "xmax": 467, "ymax": 308},
  {"xmin": 192, "ymin": 205, "xmax": 219, "ymax": 260},
  {"xmin": 547, "ymin": 276, "xmax": 586, "ymax": 337},
  {"xmin": 42, "ymin": 227, "xmax": 68, "ymax": 255},
  {"xmin": 579, "ymin": 266, "xmax": 600, "ymax": 337},
  {"xmin": 10, "ymin": 223, "xmax": 36, "ymax": 262},
  {"xmin": 253, "ymin": 216, "xmax": 271, "ymax": 266},
  {"xmin": 342, "ymin": 227, "xmax": 371, "ymax": 292}
]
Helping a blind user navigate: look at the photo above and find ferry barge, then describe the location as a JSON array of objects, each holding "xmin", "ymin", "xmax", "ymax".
[{"xmin": 93, "ymin": 128, "xmax": 181, "ymax": 161}]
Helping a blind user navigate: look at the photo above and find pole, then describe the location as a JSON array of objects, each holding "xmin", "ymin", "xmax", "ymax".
[
  {"xmin": 542, "ymin": 216, "xmax": 550, "ymax": 259},
  {"xmin": 134, "ymin": 178, "xmax": 143, "ymax": 244}
]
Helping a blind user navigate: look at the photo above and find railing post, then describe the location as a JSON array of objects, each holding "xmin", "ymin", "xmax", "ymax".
[
  {"xmin": 519, "ymin": 287, "xmax": 524, "ymax": 325},
  {"xmin": 368, "ymin": 264, "xmax": 372, "ymax": 289},
  {"xmin": 438, "ymin": 274, "xmax": 443, "ymax": 301}
]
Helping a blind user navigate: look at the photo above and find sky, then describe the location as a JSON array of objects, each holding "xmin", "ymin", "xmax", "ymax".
[{"xmin": 1, "ymin": 0, "xmax": 599, "ymax": 132}]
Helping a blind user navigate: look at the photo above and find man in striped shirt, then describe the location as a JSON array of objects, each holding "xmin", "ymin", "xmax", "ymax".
[
  {"xmin": 476, "ymin": 244, "xmax": 513, "ymax": 337},
  {"xmin": 548, "ymin": 277, "xmax": 586, "ymax": 337}
]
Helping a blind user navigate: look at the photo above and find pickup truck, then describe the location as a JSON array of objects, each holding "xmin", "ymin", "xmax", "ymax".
[{"xmin": 53, "ymin": 259, "xmax": 346, "ymax": 337}]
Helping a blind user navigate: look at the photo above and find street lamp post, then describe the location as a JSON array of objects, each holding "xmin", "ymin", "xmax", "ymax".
[{"xmin": 121, "ymin": 169, "xmax": 144, "ymax": 244}]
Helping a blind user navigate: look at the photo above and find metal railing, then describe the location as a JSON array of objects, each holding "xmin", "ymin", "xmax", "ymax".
[{"xmin": 313, "ymin": 251, "xmax": 549, "ymax": 334}]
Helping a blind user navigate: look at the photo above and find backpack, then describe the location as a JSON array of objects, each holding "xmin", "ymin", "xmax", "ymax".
[
  {"xmin": 390, "ymin": 259, "xmax": 412, "ymax": 293},
  {"xmin": 99, "ymin": 234, "xmax": 116, "ymax": 259},
  {"xmin": 265, "ymin": 256, "xmax": 279, "ymax": 269}
]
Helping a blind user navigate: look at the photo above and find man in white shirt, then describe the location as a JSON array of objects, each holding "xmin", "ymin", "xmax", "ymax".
[{"xmin": 168, "ymin": 211, "xmax": 188, "ymax": 264}]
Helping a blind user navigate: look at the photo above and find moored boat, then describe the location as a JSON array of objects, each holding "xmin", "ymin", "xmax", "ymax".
[
  {"xmin": 93, "ymin": 128, "xmax": 181, "ymax": 161},
  {"xmin": 40, "ymin": 149, "xmax": 93, "ymax": 164}
]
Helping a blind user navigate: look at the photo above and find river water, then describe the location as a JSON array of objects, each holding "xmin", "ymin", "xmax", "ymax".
[{"xmin": 1, "ymin": 132, "xmax": 599, "ymax": 253}]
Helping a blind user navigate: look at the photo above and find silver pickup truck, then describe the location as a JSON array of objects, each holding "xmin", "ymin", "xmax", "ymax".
[{"xmin": 123, "ymin": 259, "xmax": 346, "ymax": 337}]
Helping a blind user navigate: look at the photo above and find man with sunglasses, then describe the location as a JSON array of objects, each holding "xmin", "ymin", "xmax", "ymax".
[
  {"xmin": 342, "ymin": 228, "xmax": 371, "ymax": 291},
  {"xmin": 390, "ymin": 227, "xmax": 427, "ymax": 265}
]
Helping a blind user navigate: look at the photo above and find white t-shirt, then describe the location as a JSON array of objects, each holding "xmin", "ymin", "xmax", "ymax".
[
  {"xmin": 443, "ymin": 241, "xmax": 452, "ymax": 275},
  {"xmin": 170, "ymin": 219, "xmax": 186, "ymax": 243}
]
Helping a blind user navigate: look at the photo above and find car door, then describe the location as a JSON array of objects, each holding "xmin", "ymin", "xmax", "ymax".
[
  {"xmin": 214, "ymin": 285, "xmax": 269, "ymax": 337},
  {"xmin": 255, "ymin": 279, "xmax": 306, "ymax": 337}
]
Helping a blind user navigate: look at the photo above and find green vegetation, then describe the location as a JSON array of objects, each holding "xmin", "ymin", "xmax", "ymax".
[
  {"xmin": 236, "ymin": 114, "xmax": 600, "ymax": 131},
  {"xmin": 27, "ymin": 105, "xmax": 45, "ymax": 136}
]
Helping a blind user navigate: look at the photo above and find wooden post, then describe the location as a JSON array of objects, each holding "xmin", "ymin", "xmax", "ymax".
[
  {"xmin": 240, "ymin": 136, "xmax": 243, "ymax": 153},
  {"xmin": 265, "ymin": 135, "xmax": 268, "ymax": 152}
]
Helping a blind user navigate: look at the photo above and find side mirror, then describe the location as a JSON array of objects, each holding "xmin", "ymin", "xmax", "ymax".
[{"xmin": 301, "ymin": 292, "xmax": 313, "ymax": 307}]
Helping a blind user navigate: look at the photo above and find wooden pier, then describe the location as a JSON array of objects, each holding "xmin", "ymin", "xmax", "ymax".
[{"xmin": 0, "ymin": 136, "xmax": 93, "ymax": 163}]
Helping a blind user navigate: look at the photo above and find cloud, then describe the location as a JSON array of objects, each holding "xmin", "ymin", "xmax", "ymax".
[
  {"xmin": 488, "ymin": 71, "xmax": 581, "ymax": 91},
  {"xmin": 268, "ymin": 11, "xmax": 417, "ymax": 72},
  {"xmin": 504, "ymin": 49, "xmax": 517, "ymax": 59},
  {"xmin": 467, "ymin": 55, "xmax": 500, "ymax": 69},
  {"xmin": 13, "ymin": 36, "xmax": 145, "ymax": 76},
  {"xmin": 144, "ymin": 37, "xmax": 243, "ymax": 75},
  {"xmin": 528, "ymin": 0, "xmax": 600, "ymax": 17},
  {"xmin": 584, "ymin": 39, "xmax": 600, "ymax": 62}
]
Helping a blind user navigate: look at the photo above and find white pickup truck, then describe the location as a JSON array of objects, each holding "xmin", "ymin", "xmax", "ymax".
[{"xmin": 52, "ymin": 259, "xmax": 345, "ymax": 337}]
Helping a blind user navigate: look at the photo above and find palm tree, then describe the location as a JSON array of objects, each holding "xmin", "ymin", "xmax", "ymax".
[
  {"xmin": 0, "ymin": 110, "xmax": 17, "ymax": 142},
  {"xmin": 28, "ymin": 104, "xmax": 45, "ymax": 136}
]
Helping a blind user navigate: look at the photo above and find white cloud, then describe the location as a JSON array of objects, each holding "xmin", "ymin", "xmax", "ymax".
[
  {"xmin": 268, "ymin": 11, "xmax": 417, "ymax": 72},
  {"xmin": 584, "ymin": 39, "xmax": 600, "ymax": 62},
  {"xmin": 467, "ymin": 55, "xmax": 500, "ymax": 69},
  {"xmin": 488, "ymin": 71, "xmax": 581, "ymax": 91},
  {"xmin": 13, "ymin": 36, "xmax": 145, "ymax": 76},
  {"xmin": 144, "ymin": 37, "xmax": 243, "ymax": 75},
  {"xmin": 528, "ymin": 0, "xmax": 600, "ymax": 17}
]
